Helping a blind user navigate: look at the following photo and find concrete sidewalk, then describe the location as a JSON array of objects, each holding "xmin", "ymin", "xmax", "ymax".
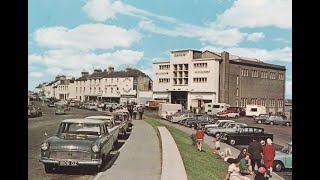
[{"xmin": 94, "ymin": 120, "xmax": 161, "ymax": 180}]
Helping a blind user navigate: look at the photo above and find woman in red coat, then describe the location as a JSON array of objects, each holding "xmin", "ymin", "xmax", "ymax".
[
  {"xmin": 195, "ymin": 127, "xmax": 205, "ymax": 152},
  {"xmin": 263, "ymin": 138, "xmax": 275, "ymax": 177}
]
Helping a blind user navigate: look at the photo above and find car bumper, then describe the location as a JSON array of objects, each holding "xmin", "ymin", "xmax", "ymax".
[{"xmin": 39, "ymin": 158, "xmax": 102, "ymax": 166}]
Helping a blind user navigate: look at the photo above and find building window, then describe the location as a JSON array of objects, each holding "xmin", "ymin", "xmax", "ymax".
[
  {"xmin": 270, "ymin": 72, "xmax": 276, "ymax": 79},
  {"xmin": 83, "ymin": 87, "xmax": 85, "ymax": 93},
  {"xmin": 236, "ymin": 100, "xmax": 239, "ymax": 107},
  {"xmin": 251, "ymin": 98, "xmax": 258, "ymax": 105},
  {"xmin": 261, "ymin": 99, "xmax": 266, "ymax": 107},
  {"xmin": 90, "ymin": 88, "xmax": 92, "ymax": 93},
  {"xmin": 193, "ymin": 77, "xmax": 207, "ymax": 83},
  {"xmin": 111, "ymin": 87, "xmax": 113, "ymax": 93},
  {"xmin": 159, "ymin": 78, "xmax": 170, "ymax": 83},
  {"xmin": 237, "ymin": 75, "xmax": 239, "ymax": 85},
  {"xmin": 111, "ymin": 78, "xmax": 113, "ymax": 83},
  {"xmin": 241, "ymin": 98, "xmax": 247, "ymax": 107},
  {"xmin": 90, "ymin": 79, "xmax": 92, "ymax": 84},
  {"xmin": 261, "ymin": 71, "xmax": 268, "ymax": 79},
  {"xmin": 98, "ymin": 87, "xmax": 101, "ymax": 93},
  {"xmin": 105, "ymin": 88, "xmax": 107, "ymax": 93},
  {"xmin": 236, "ymin": 88, "xmax": 239, "ymax": 96},
  {"xmin": 94, "ymin": 87, "xmax": 96, "ymax": 94},
  {"xmin": 194, "ymin": 63, "xmax": 208, "ymax": 68},
  {"xmin": 278, "ymin": 73, "xmax": 285, "ymax": 80},
  {"xmin": 105, "ymin": 79, "xmax": 108, "ymax": 83},
  {"xmin": 269, "ymin": 99, "xmax": 275, "ymax": 107},
  {"xmin": 278, "ymin": 99, "xmax": 284, "ymax": 107},
  {"xmin": 241, "ymin": 69, "xmax": 249, "ymax": 76},
  {"xmin": 79, "ymin": 87, "xmax": 81, "ymax": 94},
  {"xmin": 252, "ymin": 70, "xmax": 258, "ymax": 77},
  {"xmin": 159, "ymin": 65, "xmax": 170, "ymax": 70},
  {"xmin": 173, "ymin": 78, "xmax": 177, "ymax": 85}
]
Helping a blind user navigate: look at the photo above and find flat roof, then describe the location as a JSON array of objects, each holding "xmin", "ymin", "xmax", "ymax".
[
  {"xmin": 153, "ymin": 61, "xmax": 170, "ymax": 64},
  {"xmin": 170, "ymin": 49, "xmax": 202, "ymax": 53}
]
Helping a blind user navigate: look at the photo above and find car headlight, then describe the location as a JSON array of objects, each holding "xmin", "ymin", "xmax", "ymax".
[
  {"xmin": 41, "ymin": 142, "xmax": 49, "ymax": 151},
  {"xmin": 92, "ymin": 145, "xmax": 100, "ymax": 153}
]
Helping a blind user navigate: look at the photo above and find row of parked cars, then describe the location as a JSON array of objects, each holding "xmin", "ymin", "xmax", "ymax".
[
  {"xmin": 40, "ymin": 109, "xmax": 132, "ymax": 173},
  {"xmin": 253, "ymin": 114, "xmax": 291, "ymax": 126}
]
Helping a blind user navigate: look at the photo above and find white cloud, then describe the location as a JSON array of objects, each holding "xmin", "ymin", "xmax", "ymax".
[
  {"xmin": 201, "ymin": 46, "xmax": 292, "ymax": 63},
  {"xmin": 246, "ymin": 32, "xmax": 265, "ymax": 42},
  {"xmin": 139, "ymin": 20, "xmax": 259, "ymax": 47},
  {"xmin": 33, "ymin": 24, "xmax": 141, "ymax": 50},
  {"xmin": 83, "ymin": 0, "xmax": 116, "ymax": 21},
  {"xmin": 29, "ymin": 72, "xmax": 44, "ymax": 77},
  {"xmin": 273, "ymin": 38, "xmax": 290, "ymax": 43},
  {"xmin": 217, "ymin": 0, "xmax": 292, "ymax": 29},
  {"xmin": 28, "ymin": 49, "xmax": 144, "ymax": 76},
  {"xmin": 286, "ymin": 80, "xmax": 292, "ymax": 98}
]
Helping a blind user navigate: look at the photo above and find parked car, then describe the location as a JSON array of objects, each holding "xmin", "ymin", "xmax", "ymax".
[
  {"xmin": 227, "ymin": 107, "xmax": 246, "ymax": 116},
  {"xmin": 217, "ymin": 110, "xmax": 240, "ymax": 118},
  {"xmin": 203, "ymin": 120, "xmax": 235, "ymax": 133},
  {"xmin": 207, "ymin": 122, "xmax": 248, "ymax": 138},
  {"xmin": 28, "ymin": 106, "xmax": 42, "ymax": 117},
  {"xmin": 85, "ymin": 116, "xmax": 120, "ymax": 145},
  {"xmin": 273, "ymin": 141, "xmax": 292, "ymax": 172},
  {"xmin": 115, "ymin": 109, "xmax": 132, "ymax": 127},
  {"xmin": 253, "ymin": 114, "xmax": 270, "ymax": 124},
  {"xmin": 219, "ymin": 126, "xmax": 273, "ymax": 146},
  {"xmin": 55, "ymin": 103, "xmax": 66, "ymax": 115},
  {"xmin": 39, "ymin": 119, "xmax": 114, "ymax": 173},
  {"xmin": 264, "ymin": 115, "xmax": 291, "ymax": 126},
  {"xmin": 109, "ymin": 112, "xmax": 129, "ymax": 137},
  {"xmin": 47, "ymin": 102, "xmax": 56, "ymax": 107},
  {"xmin": 87, "ymin": 103, "xmax": 98, "ymax": 111}
]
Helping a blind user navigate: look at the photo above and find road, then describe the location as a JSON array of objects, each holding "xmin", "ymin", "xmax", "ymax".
[
  {"xmin": 28, "ymin": 101, "xmax": 131, "ymax": 180},
  {"xmin": 144, "ymin": 110, "xmax": 292, "ymax": 180}
]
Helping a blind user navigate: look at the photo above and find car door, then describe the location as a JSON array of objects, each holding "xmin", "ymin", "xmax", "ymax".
[
  {"xmin": 285, "ymin": 145, "xmax": 292, "ymax": 168},
  {"xmin": 100, "ymin": 124, "xmax": 113, "ymax": 154}
]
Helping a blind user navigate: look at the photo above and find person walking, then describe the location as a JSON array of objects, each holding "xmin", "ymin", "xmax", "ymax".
[
  {"xmin": 138, "ymin": 107, "xmax": 144, "ymax": 120},
  {"xmin": 262, "ymin": 138, "xmax": 275, "ymax": 178},
  {"xmin": 193, "ymin": 107, "xmax": 196, "ymax": 114},
  {"xmin": 127, "ymin": 104, "xmax": 133, "ymax": 120},
  {"xmin": 248, "ymin": 137, "xmax": 263, "ymax": 171},
  {"xmin": 133, "ymin": 106, "xmax": 138, "ymax": 120},
  {"xmin": 195, "ymin": 127, "xmax": 204, "ymax": 152}
]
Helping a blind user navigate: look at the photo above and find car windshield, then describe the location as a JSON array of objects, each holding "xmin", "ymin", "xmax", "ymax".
[
  {"xmin": 58, "ymin": 122, "xmax": 101, "ymax": 136},
  {"xmin": 218, "ymin": 122, "xmax": 227, "ymax": 127},
  {"xmin": 222, "ymin": 123, "xmax": 230, "ymax": 128},
  {"xmin": 281, "ymin": 143, "xmax": 292, "ymax": 154}
]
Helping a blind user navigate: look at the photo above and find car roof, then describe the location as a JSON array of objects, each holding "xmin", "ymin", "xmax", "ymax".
[
  {"xmin": 218, "ymin": 120, "xmax": 235, "ymax": 122},
  {"xmin": 85, "ymin": 116, "xmax": 113, "ymax": 120},
  {"xmin": 61, "ymin": 118, "xmax": 104, "ymax": 124}
]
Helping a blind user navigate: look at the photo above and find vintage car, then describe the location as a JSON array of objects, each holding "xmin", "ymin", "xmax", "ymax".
[
  {"xmin": 47, "ymin": 102, "xmax": 56, "ymax": 107},
  {"xmin": 264, "ymin": 115, "xmax": 291, "ymax": 126},
  {"xmin": 217, "ymin": 110, "xmax": 240, "ymax": 118},
  {"xmin": 115, "ymin": 109, "xmax": 132, "ymax": 127},
  {"xmin": 87, "ymin": 103, "xmax": 98, "ymax": 111},
  {"xmin": 207, "ymin": 122, "xmax": 248, "ymax": 138},
  {"xmin": 219, "ymin": 126, "xmax": 273, "ymax": 146},
  {"xmin": 39, "ymin": 119, "xmax": 114, "ymax": 173},
  {"xmin": 85, "ymin": 116, "xmax": 120, "ymax": 145},
  {"xmin": 273, "ymin": 141, "xmax": 292, "ymax": 172},
  {"xmin": 253, "ymin": 114, "xmax": 270, "ymax": 124},
  {"xmin": 28, "ymin": 106, "xmax": 42, "ymax": 117},
  {"xmin": 204, "ymin": 120, "xmax": 235, "ymax": 133},
  {"xmin": 106, "ymin": 112, "xmax": 129, "ymax": 137}
]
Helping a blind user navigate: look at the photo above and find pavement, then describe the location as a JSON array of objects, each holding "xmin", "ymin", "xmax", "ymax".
[{"xmin": 94, "ymin": 119, "xmax": 161, "ymax": 180}]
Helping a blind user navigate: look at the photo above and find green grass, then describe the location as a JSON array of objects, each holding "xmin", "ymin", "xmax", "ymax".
[{"xmin": 145, "ymin": 117, "xmax": 228, "ymax": 180}]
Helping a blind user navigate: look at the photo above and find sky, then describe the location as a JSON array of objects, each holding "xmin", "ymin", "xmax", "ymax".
[{"xmin": 28, "ymin": 0, "xmax": 292, "ymax": 99}]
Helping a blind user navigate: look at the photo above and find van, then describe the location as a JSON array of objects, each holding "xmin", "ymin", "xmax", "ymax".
[
  {"xmin": 245, "ymin": 105, "xmax": 266, "ymax": 117},
  {"xmin": 205, "ymin": 103, "xmax": 230, "ymax": 115}
]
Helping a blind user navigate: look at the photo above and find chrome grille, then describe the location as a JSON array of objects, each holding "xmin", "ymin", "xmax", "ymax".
[{"xmin": 50, "ymin": 151, "xmax": 91, "ymax": 160}]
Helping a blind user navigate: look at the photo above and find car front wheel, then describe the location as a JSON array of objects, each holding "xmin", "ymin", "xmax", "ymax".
[
  {"xmin": 229, "ymin": 139, "xmax": 236, "ymax": 146},
  {"xmin": 285, "ymin": 122, "xmax": 290, "ymax": 126},
  {"xmin": 273, "ymin": 160, "xmax": 284, "ymax": 172},
  {"xmin": 269, "ymin": 121, "xmax": 274, "ymax": 125},
  {"xmin": 257, "ymin": 120, "xmax": 262, "ymax": 124},
  {"xmin": 235, "ymin": 115, "xmax": 239, "ymax": 118}
]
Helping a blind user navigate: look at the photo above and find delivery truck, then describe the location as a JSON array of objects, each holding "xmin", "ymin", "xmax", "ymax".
[{"xmin": 158, "ymin": 103, "xmax": 183, "ymax": 119}]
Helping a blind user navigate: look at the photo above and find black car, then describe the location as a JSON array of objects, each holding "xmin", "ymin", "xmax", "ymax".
[
  {"xmin": 219, "ymin": 126, "xmax": 273, "ymax": 146},
  {"xmin": 185, "ymin": 115, "xmax": 216, "ymax": 128}
]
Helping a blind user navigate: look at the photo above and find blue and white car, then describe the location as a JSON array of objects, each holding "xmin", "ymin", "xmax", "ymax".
[{"xmin": 273, "ymin": 141, "xmax": 292, "ymax": 172}]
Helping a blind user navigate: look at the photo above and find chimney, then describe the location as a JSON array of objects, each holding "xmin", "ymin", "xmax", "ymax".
[
  {"xmin": 81, "ymin": 70, "xmax": 89, "ymax": 77},
  {"xmin": 93, "ymin": 69, "xmax": 102, "ymax": 73},
  {"xmin": 108, "ymin": 66, "xmax": 114, "ymax": 73},
  {"xmin": 59, "ymin": 75, "xmax": 66, "ymax": 80}
]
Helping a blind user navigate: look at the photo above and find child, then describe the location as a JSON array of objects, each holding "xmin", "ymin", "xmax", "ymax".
[{"xmin": 213, "ymin": 138, "xmax": 221, "ymax": 155}]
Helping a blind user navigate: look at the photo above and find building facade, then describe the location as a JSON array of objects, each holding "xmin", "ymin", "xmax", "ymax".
[
  {"xmin": 153, "ymin": 49, "xmax": 221, "ymax": 109},
  {"xmin": 153, "ymin": 49, "xmax": 286, "ymax": 113}
]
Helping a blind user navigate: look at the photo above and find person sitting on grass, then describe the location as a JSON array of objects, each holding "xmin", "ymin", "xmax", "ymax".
[
  {"xmin": 239, "ymin": 154, "xmax": 255, "ymax": 179},
  {"xmin": 224, "ymin": 158, "xmax": 252, "ymax": 180},
  {"xmin": 213, "ymin": 138, "xmax": 221, "ymax": 156}
]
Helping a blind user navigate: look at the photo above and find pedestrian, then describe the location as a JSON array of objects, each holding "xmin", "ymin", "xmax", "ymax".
[
  {"xmin": 138, "ymin": 107, "xmax": 144, "ymax": 120},
  {"xmin": 190, "ymin": 105, "xmax": 193, "ymax": 113},
  {"xmin": 127, "ymin": 104, "xmax": 133, "ymax": 120},
  {"xmin": 248, "ymin": 137, "xmax": 263, "ymax": 171},
  {"xmin": 224, "ymin": 158, "xmax": 251, "ymax": 180},
  {"xmin": 213, "ymin": 138, "xmax": 221, "ymax": 155},
  {"xmin": 254, "ymin": 165, "xmax": 269, "ymax": 180},
  {"xmin": 239, "ymin": 154, "xmax": 255, "ymax": 179},
  {"xmin": 237, "ymin": 148, "xmax": 248, "ymax": 161},
  {"xmin": 133, "ymin": 106, "xmax": 137, "ymax": 120},
  {"xmin": 195, "ymin": 127, "xmax": 204, "ymax": 152},
  {"xmin": 102, "ymin": 103, "xmax": 106, "ymax": 111},
  {"xmin": 262, "ymin": 138, "xmax": 275, "ymax": 178},
  {"xmin": 193, "ymin": 107, "xmax": 196, "ymax": 114},
  {"xmin": 109, "ymin": 106, "xmax": 113, "ymax": 112}
]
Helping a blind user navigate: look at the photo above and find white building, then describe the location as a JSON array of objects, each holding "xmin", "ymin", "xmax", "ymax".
[
  {"xmin": 153, "ymin": 49, "xmax": 221, "ymax": 109},
  {"xmin": 74, "ymin": 71, "xmax": 90, "ymax": 101}
]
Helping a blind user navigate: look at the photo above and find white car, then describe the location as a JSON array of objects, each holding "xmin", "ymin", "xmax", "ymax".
[
  {"xmin": 207, "ymin": 122, "xmax": 247, "ymax": 138},
  {"xmin": 217, "ymin": 112, "xmax": 240, "ymax": 118},
  {"xmin": 171, "ymin": 113, "xmax": 194, "ymax": 123},
  {"xmin": 85, "ymin": 116, "xmax": 120, "ymax": 145},
  {"xmin": 204, "ymin": 120, "xmax": 235, "ymax": 133}
]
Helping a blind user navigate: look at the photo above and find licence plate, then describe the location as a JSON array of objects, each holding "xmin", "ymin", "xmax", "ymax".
[{"xmin": 58, "ymin": 160, "xmax": 79, "ymax": 166}]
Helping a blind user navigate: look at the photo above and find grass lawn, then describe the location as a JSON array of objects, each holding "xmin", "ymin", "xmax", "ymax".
[{"xmin": 145, "ymin": 117, "xmax": 229, "ymax": 180}]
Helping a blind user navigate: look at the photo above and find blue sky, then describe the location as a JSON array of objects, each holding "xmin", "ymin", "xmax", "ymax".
[{"xmin": 28, "ymin": 0, "xmax": 292, "ymax": 99}]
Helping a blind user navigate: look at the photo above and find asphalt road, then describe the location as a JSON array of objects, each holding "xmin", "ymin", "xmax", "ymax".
[
  {"xmin": 28, "ymin": 101, "xmax": 131, "ymax": 180},
  {"xmin": 144, "ymin": 110, "xmax": 292, "ymax": 180}
]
